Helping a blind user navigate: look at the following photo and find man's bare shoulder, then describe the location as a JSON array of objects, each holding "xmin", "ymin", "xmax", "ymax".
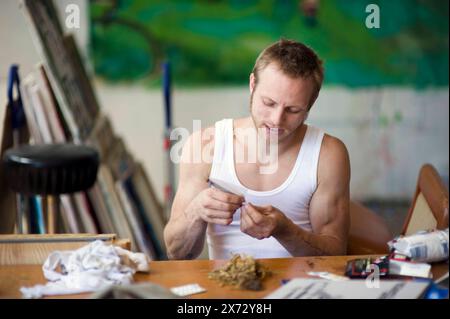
[
  {"xmin": 181, "ymin": 125, "xmax": 215, "ymax": 165},
  {"xmin": 317, "ymin": 134, "xmax": 350, "ymax": 183},
  {"xmin": 321, "ymin": 134, "xmax": 349, "ymax": 159},
  {"xmin": 190, "ymin": 125, "xmax": 215, "ymax": 147},
  {"xmin": 233, "ymin": 117, "xmax": 252, "ymax": 129},
  {"xmin": 181, "ymin": 117, "xmax": 250, "ymax": 162},
  {"xmin": 179, "ymin": 118, "xmax": 250, "ymax": 179}
]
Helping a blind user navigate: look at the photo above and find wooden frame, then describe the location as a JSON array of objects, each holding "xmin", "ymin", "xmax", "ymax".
[{"xmin": 401, "ymin": 164, "xmax": 449, "ymax": 236}]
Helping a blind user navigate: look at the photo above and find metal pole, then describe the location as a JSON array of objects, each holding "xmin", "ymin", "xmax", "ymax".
[{"xmin": 162, "ymin": 61, "xmax": 175, "ymax": 219}]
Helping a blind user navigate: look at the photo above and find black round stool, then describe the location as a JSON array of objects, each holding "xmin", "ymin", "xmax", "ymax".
[{"xmin": 2, "ymin": 143, "xmax": 99, "ymax": 233}]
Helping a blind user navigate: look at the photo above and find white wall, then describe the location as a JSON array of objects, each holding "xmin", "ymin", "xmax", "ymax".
[
  {"xmin": 0, "ymin": 0, "xmax": 89, "ymax": 78},
  {"xmin": 1, "ymin": 0, "xmax": 448, "ymax": 205},
  {"xmin": 96, "ymin": 84, "xmax": 449, "ymax": 202}
]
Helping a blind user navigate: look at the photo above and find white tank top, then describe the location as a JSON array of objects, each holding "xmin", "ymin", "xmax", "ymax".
[{"xmin": 206, "ymin": 119, "xmax": 325, "ymax": 259}]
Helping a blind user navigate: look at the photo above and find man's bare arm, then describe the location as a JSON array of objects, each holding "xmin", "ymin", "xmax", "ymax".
[
  {"xmin": 164, "ymin": 129, "xmax": 244, "ymax": 260},
  {"xmin": 272, "ymin": 135, "xmax": 350, "ymax": 256},
  {"xmin": 164, "ymin": 130, "xmax": 211, "ymax": 260}
]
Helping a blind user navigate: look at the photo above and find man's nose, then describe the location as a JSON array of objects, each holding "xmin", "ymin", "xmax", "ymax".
[{"xmin": 271, "ymin": 106, "xmax": 284, "ymax": 126}]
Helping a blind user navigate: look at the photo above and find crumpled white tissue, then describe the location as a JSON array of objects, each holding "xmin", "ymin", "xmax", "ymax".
[{"xmin": 20, "ymin": 240, "xmax": 149, "ymax": 298}]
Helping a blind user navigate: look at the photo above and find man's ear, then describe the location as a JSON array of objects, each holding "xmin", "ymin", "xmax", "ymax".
[{"xmin": 249, "ymin": 73, "xmax": 256, "ymax": 94}]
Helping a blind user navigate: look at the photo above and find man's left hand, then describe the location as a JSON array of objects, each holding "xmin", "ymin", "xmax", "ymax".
[{"xmin": 240, "ymin": 203, "xmax": 288, "ymax": 240}]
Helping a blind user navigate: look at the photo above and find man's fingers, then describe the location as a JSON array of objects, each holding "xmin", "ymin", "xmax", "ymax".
[
  {"xmin": 209, "ymin": 188, "xmax": 245, "ymax": 205},
  {"xmin": 251, "ymin": 204, "xmax": 272, "ymax": 213},
  {"xmin": 204, "ymin": 216, "xmax": 233, "ymax": 225},
  {"xmin": 244, "ymin": 203, "xmax": 264, "ymax": 225},
  {"xmin": 240, "ymin": 207, "xmax": 253, "ymax": 229},
  {"xmin": 241, "ymin": 207, "xmax": 266, "ymax": 239},
  {"xmin": 202, "ymin": 209, "xmax": 233, "ymax": 225},
  {"xmin": 205, "ymin": 198, "xmax": 241, "ymax": 212},
  {"xmin": 204, "ymin": 208, "xmax": 234, "ymax": 220}
]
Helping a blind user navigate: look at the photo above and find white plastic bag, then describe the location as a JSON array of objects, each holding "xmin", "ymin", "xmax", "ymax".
[{"xmin": 389, "ymin": 228, "xmax": 449, "ymax": 262}]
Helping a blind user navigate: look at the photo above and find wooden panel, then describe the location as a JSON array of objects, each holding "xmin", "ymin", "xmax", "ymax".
[
  {"xmin": 402, "ymin": 164, "xmax": 449, "ymax": 235},
  {"xmin": 0, "ymin": 234, "xmax": 130, "ymax": 265},
  {"xmin": 405, "ymin": 193, "xmax": 437, "ymax": 236}
]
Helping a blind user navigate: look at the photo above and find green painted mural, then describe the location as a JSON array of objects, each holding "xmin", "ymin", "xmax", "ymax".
[{"xmin": 90, "ymin": 0, "xmax": 449, "ymax": 87}]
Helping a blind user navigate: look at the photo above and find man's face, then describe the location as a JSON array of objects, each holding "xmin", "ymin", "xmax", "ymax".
[{"xmin": 250, "ymin": 62, "xmax": 315, "ymax": 142}]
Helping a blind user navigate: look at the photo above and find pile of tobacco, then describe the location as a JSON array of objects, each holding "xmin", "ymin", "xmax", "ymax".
[{"xmin": 208, "ymin": 254, "xmax": 271, "ymax": 291}]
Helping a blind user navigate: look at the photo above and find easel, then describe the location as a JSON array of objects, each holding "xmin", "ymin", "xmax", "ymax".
[{"xmin": 0, "ymin": 66, "xmax": 30, "ymax": 234}]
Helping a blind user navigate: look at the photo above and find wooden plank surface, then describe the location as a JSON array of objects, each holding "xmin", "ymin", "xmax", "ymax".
[{"xmin": 0, "ymin": 233, "xmax": 116, "ymax": 243}]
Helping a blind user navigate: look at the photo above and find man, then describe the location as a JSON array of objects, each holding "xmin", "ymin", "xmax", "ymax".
[{"xmin": 164, "ymin": 39, "xmax": 350, "ymax": 260}]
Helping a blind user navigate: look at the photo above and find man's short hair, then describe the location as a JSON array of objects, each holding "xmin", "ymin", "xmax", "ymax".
[{"xmin": 252, "ymin": 39, "xmax": 324, "ymax": 109}]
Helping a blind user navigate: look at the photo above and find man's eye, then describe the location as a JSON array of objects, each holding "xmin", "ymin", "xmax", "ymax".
[{"xmin": 263, "ymin": 101, "xmax": 275, "ymax": 107}]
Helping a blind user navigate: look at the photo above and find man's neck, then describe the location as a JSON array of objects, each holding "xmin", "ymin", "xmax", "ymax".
[{"xmin": 276, "ymin": 124, "xmax": 306, "ymax": 154}]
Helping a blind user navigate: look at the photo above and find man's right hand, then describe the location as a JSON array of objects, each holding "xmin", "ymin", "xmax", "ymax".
[{"xmin": 184, "ymin": 187, "xmax": 245, "ymax": 225}]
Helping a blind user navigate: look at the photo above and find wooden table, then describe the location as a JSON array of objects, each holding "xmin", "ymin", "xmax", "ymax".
[{"xmin": 0, "ymin": 255, "xmax": 447, "ymax": 299}]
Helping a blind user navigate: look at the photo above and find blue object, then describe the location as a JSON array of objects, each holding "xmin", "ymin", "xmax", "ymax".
[
  {"xmin": 162, "ymin": 61, "xmax": 172, "ymax": 128},
  {"xmin": 7, "ymin": 64, "xmax": 26, "ymax": 130},
  {"xmin": 424, "ymin": 281, "xmax": 449, "ymax": 299},
  {"xmin": 33, "ymin": 196, "xmax": 46, "ymax": 234},
  {"xmin": 161, "ymin": 61, "xmax": 175, "ymax": 208},
  {"xmin": 414, "ymin": 278, "xmax": 449, "ymax": 299},
  {"xmin": 28, "ymin": 196, "xmax": 45, "ymax": 234}
]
